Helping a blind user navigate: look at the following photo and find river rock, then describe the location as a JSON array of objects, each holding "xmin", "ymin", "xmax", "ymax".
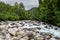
[
  {"xmin": 0, "ymin": 20, "xmax": 59, "ymax": 40},
  {"xmin": 12, "ymin": 37, "xmax": 18, "ymax": 40},
  {"xmin": 49, "ymin": 38, "xmax": 57, "ymax": 40},
  {"xmin": 27, "ymin": 32, "xmax": 35, "ymax": 40},
  {"xmin": 34, "ymin": 28, "xmax": 38, "ymax": 31},
  {"xmin": 20, "ymin": 36, "xmax": 28, "ymax": 40},
  {"xmin": 37, "ymin": 37, "xmax": 45, "ymax": 40},
  {"xmin": 6, "ymin": 33, "xmax": 11, "ymax": 39},
  {"xmin": 0, "ymin": 38, "xmax": 4, "ymax": 40},
  {"xmin": 46, "ymin": 35, "xmax": 52, "ymax": 39},
  {"xmin": 19, "ymin": 31, "xmax": 25, "ymax": 35},
  {"xmin": 31, "ymin": 39, "xmax": 34, "ymax": 40},
  {"xmin": 54, "ymin": 28, "xmax": 58, "ymax": 30},
  {"xmin": 8, "ymin": 28, "xmax": 16, "ymax": 35},
  {"xmin": 0, "ymin": 25, "xmax": 6, "ymax": 29}
]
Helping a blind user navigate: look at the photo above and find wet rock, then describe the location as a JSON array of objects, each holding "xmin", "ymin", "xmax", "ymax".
[
  {"xmin": 45, "ymin": 26, "xmax": 48, "ymax": 28},
  {"xmin": 33, "ymin": 29, "xmax": 40, "ymax": 33},
  {"xmin": 20, "ymin": 22, "xmax": 23, "ymax": 25},
  {"xmin": 46, "ymin": 35, "xmax": 52, "ymax": 39},
  {"xmin": 54, "ymin": 37, "xmax": 60, "ymax": 39},
  {"xmin": 27, "ymin": 32, "xmax": 35, "ymax": 40},
  {"xmin": 51, "ymin": 27, "xmax": 53, "ymax": 29},
  {"xmin": 20, "ymin": 36, "xmax": 28, "ymax": 40},
  {"xmin": 0, "ymin": 20, "xmax": 59, "ymax": 40},
  {"xmin": 8, "ymin": 23, "xmax": 18, "ymax": 28},
  {"xmin": 49, "ymin": 38, "xmax": 57, "ymax": 40},
  {"xmin": 33, "ymin": 23, "xmax": 39, "ymax": 26},
  {"xmin": 11, "ymin": 23, "xmax": 15, "ymax": 25},
  {"xmin": 8, "ymin": 24, "xmax": 14, "ymax": 28},
  {"xmin": 54, "ymin": 28, "xmax": 58, "ymax": 30},
  {"xmin": 16, "ymin": 23, "xmax": 23, "ymax": 27},
  {"xmin": 37, "ymin": 27, "xmax": 41, "ymax": 29},
  {"xmin": 49, "ymin": 24, "xmax": 51, "ymax": 27}
]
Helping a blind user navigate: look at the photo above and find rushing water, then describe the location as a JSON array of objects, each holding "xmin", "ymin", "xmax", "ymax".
[
  {"xmin": 1, "ymin": 21, "xmax": 60, "ymax": 38},
  {"xmin": 16, "ymin": 21, "xmax": 60, "ymax": 38},
  {"xmin": 39, "ymin": 22, "xmax": 60, "ymax": 38},
  {"xmin": 40, "ymin": 27, "xmax": 60, "ymax": 38}
]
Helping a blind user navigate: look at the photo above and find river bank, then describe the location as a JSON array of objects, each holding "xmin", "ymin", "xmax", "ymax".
[{"xmin": 0, "ymin": 20, "xmax": 60, "ymax": 40}]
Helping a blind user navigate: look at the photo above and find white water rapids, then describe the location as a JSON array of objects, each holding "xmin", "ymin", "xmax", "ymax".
[
  {"xmin": 7, "ymin": 21, "xmax": 60, "ymax": 38},
  {"xmin": 1, "ymin": 21, "xmax": 60, "ymax": 38},
  {"xmin": 17, "ymin": 21, "xmax": 60, "ymax": 38}
]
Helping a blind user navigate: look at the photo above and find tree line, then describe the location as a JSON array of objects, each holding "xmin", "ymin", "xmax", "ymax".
[{"xmin": 0, "ymin": 0, "xmax": 60, "ymax": 26}]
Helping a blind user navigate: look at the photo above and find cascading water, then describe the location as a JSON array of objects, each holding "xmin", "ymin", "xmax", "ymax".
[
  {"xmin": 39, "ymin": 22, "xmax": 60, "ymax": 38},
  {"xmin": 0, "ymin": 20, "xmax": 60, "ymax": 40},
  {"xmin": 11, "ymin": 21, "xmax": 60, "ymax": 38}
]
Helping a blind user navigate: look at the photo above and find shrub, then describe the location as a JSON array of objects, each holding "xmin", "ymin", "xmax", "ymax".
[
  {"xmin": 0, "ymin": 13, "xmax": 9, "ymax": 21},
  {"xmin": 9, "ymin": 15, "xmax": 20, "ymax": 21}
]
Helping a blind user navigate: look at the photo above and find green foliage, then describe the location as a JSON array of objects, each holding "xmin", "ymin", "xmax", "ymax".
[
  {"xmin": 0, "ymin": 0, "xmax": 60, "ymax": 27},
  {"xmin": 9, "ymin": 15, "xmax": 19, "ymax": 21},
  {"xmin": 0, "ymin": 13, "xmax": 8, "ymax": 21},
  {"xmin": 30, "ymin": 8, "xmax": 39, "ymax": 20},
  {"xmin": 53, "ymin": 11, "xmax": 60, "ymax": 26},
  {"xmin": 0, "ymin": 11, "xmax": 19, "ymax": 21},
  {"xmin": 38, "ymin": 0, "xmax": 60, "ymax": 26}
]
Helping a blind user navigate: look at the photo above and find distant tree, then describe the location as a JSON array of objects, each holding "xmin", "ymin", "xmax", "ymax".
[{"xmin": 18, "ymin": 2, "xmax": 26, "ymax": 19}]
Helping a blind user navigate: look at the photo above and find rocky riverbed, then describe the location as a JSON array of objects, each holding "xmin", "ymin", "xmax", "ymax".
[{"xmin": 0, "ymin": 20, "xmax": 60, "ymax": 40}]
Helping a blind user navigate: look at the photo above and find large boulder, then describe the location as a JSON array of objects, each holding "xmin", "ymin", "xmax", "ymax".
[{"xmin": 8, "ymin": 28, "xmax": 18, "ymax": 35}]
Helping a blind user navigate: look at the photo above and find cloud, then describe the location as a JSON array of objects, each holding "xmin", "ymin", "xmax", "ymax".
[{"xmin": 1, "ymin": 0, "xmax": 39, "ymax": 10}]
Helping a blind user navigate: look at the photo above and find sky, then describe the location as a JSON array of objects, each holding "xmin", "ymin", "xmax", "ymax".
[{"xmin": 1, "ymin": 0, "xmax": 39, "ymax": 10}]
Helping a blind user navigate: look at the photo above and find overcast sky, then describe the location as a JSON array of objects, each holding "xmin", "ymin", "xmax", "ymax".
[{"xmin": 1, "ymin": 0, "xmax": 39, "ymax": 10}]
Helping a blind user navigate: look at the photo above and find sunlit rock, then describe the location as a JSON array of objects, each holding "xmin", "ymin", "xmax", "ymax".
[
  {"xmin": 6, "ymin": 33, "xmax": 11, "ymax": 39},
  {"xmin": 20, "ymin": 36, "xmax": 28, "ymax": 40},
  {"xmin": 49, "ymin": 38, "xmax": 57, "ymax": 40},
  {"xmin": 12, "ymin": 37, "xmax": 18, "ymax": 40},
  {"xmin": 8, "ymin": 28, "xmax": 16, "ymax": 35}
]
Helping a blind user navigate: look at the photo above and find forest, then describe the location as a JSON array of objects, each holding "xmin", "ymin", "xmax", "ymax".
[{"xmin": 0, "ymin": 0, "xmax": 60, "ymax": 26}]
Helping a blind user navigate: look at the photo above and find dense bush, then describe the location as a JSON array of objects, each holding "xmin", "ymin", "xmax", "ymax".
[
  {"xmin": 53, "ymin": 11, "xmax": 60, "ymax": 26},
  {"xmin": 0, "ymin": 12, "xmax": 19, "ymax": 21},
  {"xmin": 38, "ymin": 0, "xmax": 60, "ymax": 26},
  {"xmin": 0, "ymin": 13, "xmax": 8, "ymax": 21},
  {"xmin": 9, "ymin": 15, "xmax": 19, "ymax": 21}
]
